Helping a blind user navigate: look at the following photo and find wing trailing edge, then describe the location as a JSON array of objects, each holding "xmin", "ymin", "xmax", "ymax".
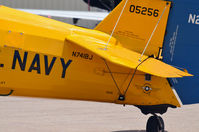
[{"xmin": 66, "ymin": 34, "xmax": 192, "ymax": 78}]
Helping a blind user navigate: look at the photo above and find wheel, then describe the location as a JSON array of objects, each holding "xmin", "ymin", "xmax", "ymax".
[
  {"xmin": 146, "ymin": 115, "xmax": 165, "ymax": 132},
  {"xmin": 157, "ymin": 116, "xmax": 164, "ymax": 132}
]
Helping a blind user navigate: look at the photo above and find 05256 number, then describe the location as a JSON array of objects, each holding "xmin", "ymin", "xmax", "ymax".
[{"xmin": 129, "ymin": 5, "xmax": 159, "ymax": 17}]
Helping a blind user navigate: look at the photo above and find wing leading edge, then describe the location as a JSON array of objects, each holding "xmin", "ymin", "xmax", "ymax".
[
  {"xmin": 17, "ymin": 9, "xmax": 109, "ymax": 21},
  {"xmin": 66, "ymin": 34, "xmax": 192, "ymax": 78}
]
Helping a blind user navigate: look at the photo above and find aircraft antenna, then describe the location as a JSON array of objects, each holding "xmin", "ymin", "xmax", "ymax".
[
  {"xmin": 104, "ymin": 0, "xmax": 129, "ymax": 50},
  {"xmin": 88, "ymin": 0, "xmax": 90, "ymax": 11},
  {"xmin": 139, "ymin": 3, "xmax": 169, "ymax": 62},
  {"xmin": 103, "ymin": 59, "xmax": 123, "ymax": 96},
  {"xmin": 123, "ymin": 56, "xmax": 151, "ymax": 96}
]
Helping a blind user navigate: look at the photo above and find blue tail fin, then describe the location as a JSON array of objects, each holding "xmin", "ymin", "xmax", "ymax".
[{"xmin": 163, "ymin": 0, "xmax": 199, "ymax": 105}]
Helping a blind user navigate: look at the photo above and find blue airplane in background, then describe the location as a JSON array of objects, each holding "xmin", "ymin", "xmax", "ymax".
[{"xmin": 163, "ymin": 0, "xmax": 199, "ymax": 105}]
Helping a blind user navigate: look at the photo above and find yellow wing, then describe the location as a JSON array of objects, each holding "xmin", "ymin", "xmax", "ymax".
[{"xmin": 66, "ymin": 34, "xmax": 192, "ymax": 78}]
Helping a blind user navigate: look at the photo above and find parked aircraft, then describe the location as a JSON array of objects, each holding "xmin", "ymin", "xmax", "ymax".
[
  {"xmin": 0, "ymin": 0, "xmax": 197, "ymax": 132},
  {"xmin": 16, "ymin": 0, "xmax": 122, "ymax": 25},
  {"xmin": 17, "ymin": 0, "xmax": 122, "ymax": 22},
  {"xmin": 83, "ymin": 0, "xmax": 122, "ymax": 11},
  {"xmin": 16, "ymin": 0, "xmax": 121, "ymax": 24},
  {"xmin": 17, "ymin": 9, "xmax": 108, "ymax": 21}
]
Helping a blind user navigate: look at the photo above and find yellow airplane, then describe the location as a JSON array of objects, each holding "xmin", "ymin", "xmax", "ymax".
[{"xmin": 0, "ymin": 0, "xmax": 194, "ymax": 132}]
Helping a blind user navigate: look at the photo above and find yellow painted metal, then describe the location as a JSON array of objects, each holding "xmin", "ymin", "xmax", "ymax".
[
  {"xmin": 96, "ymin": 0, "xmax": 171, "ymax": 56},
  {"xmin": 0, "ymin": 4, "xmax": 190, "ymax": 107},
  {"xmin": 66, "ymin": 34, "xmax": 192, "ymax": 78},
  {"xmin": 0, "ymin": 45, "xmax": 181, "ymax": 107}
]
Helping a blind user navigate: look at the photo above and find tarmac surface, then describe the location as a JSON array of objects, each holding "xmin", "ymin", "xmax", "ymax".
[{"xmin": 0, "ymin": 96, "xmax": 198, "ymax": 132}]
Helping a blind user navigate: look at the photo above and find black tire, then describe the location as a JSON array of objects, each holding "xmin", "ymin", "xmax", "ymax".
[
  {"xmin": 157, "ymin": 116, "xmax": 164, "ymax": 132},
  {"xmin": 146, "ymin": 116, "xmax": 164, "ymax": 132}
]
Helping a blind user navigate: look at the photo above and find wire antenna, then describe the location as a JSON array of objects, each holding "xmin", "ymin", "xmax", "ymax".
[
  {"xmin": 139, "ymin": 3, "xmax": 169, "ymax": 62},
  {"xmin": 104, "ymin": 0, "xmax": 129, "ymax": 50}
]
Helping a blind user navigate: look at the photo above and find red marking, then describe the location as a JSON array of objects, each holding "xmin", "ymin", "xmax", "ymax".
[{"xmin": 88, "ymin": 0, "xmax": 90, "ymax": 11}]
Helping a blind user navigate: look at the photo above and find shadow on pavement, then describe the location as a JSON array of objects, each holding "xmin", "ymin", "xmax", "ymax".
[
  {"xmin": 113, "ymin": 130, "xmax": 168, "ymax": 132},
  {"xmin": 113, "ymin": 131, "xmax": 145, "ymax": 132}
]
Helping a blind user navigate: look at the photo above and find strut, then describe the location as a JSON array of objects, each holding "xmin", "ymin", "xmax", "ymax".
[{"xmin": 103, "ymin": 56, "xmax": 151, "ymax": 101}]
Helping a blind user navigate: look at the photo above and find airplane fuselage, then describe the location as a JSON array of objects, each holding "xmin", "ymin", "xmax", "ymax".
[
  {"xmin": 0, "ymin": 39, "xmax": 180, "ymax": 107},
  {"xmin": 0, "ymin": 3, "xmax": 181, "ymax": 108}
]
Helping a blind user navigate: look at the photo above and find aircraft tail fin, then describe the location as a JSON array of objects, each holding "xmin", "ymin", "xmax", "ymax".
[
  {"xmin": 66, "ymin": 34, "xmax": 192, "ymax": 78},
  {"xmin": 95, "ymin": 0, "xmax": 171, "ymax": 57}
]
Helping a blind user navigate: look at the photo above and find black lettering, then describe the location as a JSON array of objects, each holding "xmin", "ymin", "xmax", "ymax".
[
  {"xmin": 153, "ymin": 9, "xmax": 159, "ymax": 17},
  {"xmin": 44, "ymin": 55, "xmax": 56, "ymax": 75},
  {"xmin": 77, "ymin": 52, "xmax": 80, "ymax": 57},
  {"xmin": 72, "ymin": 51, "xmax": 93, "ymax": 61},
  {"xmin": 130, "ymin": 5, "xmax": 135, "ymax": 12},
  {"xmin": 28, "ymin": 54, "xmax": 41, "ymax": 74},
  {"xmin": 129, "ymin": 5, "xmax": 159, "ymax": 17},
  {"xmin": 60, "ymin": 59, "xmax": 72, "ymax": 78},
  {"xmin": 89, "ymin": 55, "xmax": 93, "ymax": 60},
  {"xmin": 148, "ymin": 8, "xmax": 153, "ymax": 16},
  {"xmin": 80, "ymin": 53, "xmax": 83, "ymax": 58},
  {"xmin": 12, "ymin": 50, "xmax": 28, "ymax": 71},
  {"xmin": 84, "ymin": 54, "xmax": 89, "ymax": 59},
  {"xmin": 141, "ymin": 7, "xmax": 147, "ymax": 15},
  {"xmin": 135, "ymin": 6, "xmax": 141, "ymax": 14},
  {"xmin": 72, "ymin": 52, "xmax": 77, "ymax": 57}
]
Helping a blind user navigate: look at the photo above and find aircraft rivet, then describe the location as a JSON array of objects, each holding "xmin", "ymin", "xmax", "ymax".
[
  {"xmin": 145, "ymin": 86, "xmax": 151, "ymax": 91},
  {"xmin": 143, "ymin": 85, "xmax": 152, "ymax": 94},
  {"xmin": 118, "ymin": 95, "xmax": 125, "ymax": 101}
]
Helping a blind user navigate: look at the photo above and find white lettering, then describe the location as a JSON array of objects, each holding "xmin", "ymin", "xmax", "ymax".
[
  {"xmin": 188, "ymin": 14, "xmax": 199, "ymax": 25},
  {"xmin": 188, "ymin": 14, "xmax": 196, "ymax": 24},
  {"xmin": 169, "ymin": 25, "xmax": 179, "ymax": 62},
  {"xmin": 195, "ymin": 15, "xmax": 199, "ymax": 24}
]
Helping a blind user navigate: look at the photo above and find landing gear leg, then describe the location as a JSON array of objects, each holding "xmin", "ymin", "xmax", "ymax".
[{"xmin": 146, "ymin": 115, "xmax": 164, "ymax": 132}]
